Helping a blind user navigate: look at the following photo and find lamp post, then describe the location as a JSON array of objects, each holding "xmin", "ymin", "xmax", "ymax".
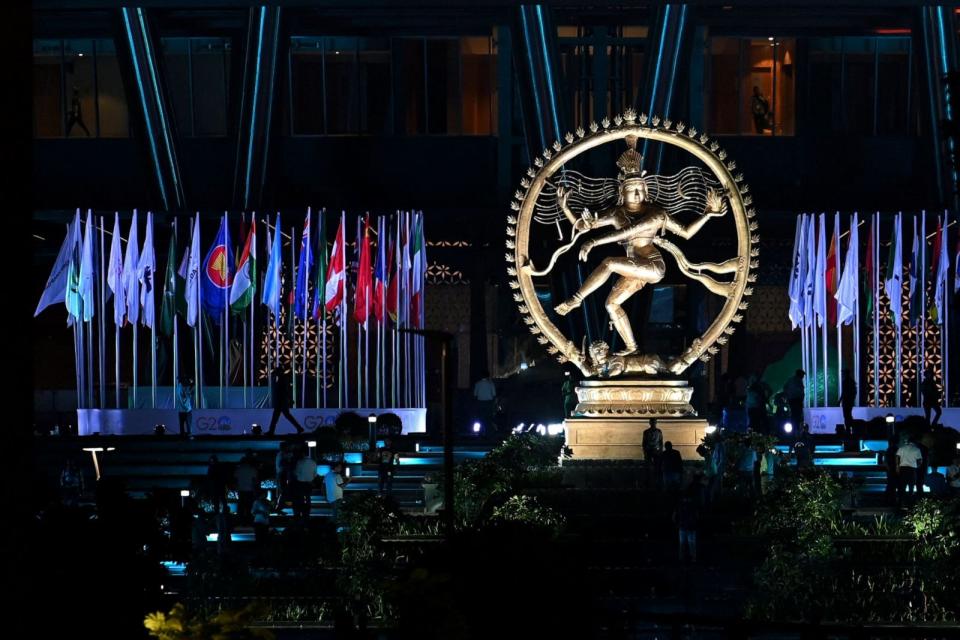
[{"xmin": 400, "ymin": 328, "xmax": 454, "ymax": 534}]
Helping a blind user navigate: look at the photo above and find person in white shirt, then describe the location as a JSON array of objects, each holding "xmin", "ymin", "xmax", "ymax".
[
  {"xmin": 324, "ymin": 462, "xmax": 349, "ymax": 519},
  {"xmin": 473, "ymin": 372, "xmax": 497, "ymax": 433},
  {"xmin": 895, "ymin": 439, "xmax": 923, "ymax": 503},
  {"xmin": 293, "ymin": 447, "xmax": 318, "ymax": 522}
]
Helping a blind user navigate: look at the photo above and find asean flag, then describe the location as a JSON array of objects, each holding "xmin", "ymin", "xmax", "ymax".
[{"xmin": 201, "ymin": 216, "xmax": 234, "ymax": 323}]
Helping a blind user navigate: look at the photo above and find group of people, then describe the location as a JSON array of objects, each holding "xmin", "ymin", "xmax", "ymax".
[
  {"xmin": 720, "ymin": 366, "xmax": 945, "ymax": 436},
  {"xmin": 886, "ymin": 436, "xmax": 960, "ymax": 505},
  {"xmin": 641, "ymin": 419, "xmax": 685, "ymax": 491}
]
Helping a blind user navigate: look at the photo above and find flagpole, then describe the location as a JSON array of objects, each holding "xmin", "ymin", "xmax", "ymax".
[
  {"xmin": 249, "ymin": 215, "xmax": 255, "ymax": 409},
  {"xmin": 197, "ymin": 213, "xmax": 205, "ymax": 410},
  {"xmin": 173, "ymin": 219, "xmax": 180, "ymax": 408},
  {"xmin": 896, "ymin": 212, "xmax": 902, "ymax": 408},
  {"xmin": 853, "ymin": 213, "xmax": 861, "ymax": 406},
  {"xmin": 341, "ymin": 211, "xmax": 348, "ymax": 409},
  {"xmin": 241, "ymin": 212, "xmax": 248, "ymax": 409},
  {"xmin": 291, "ymin": 224, "xmax": 298, "ymax": 408},
  {"xmin": 98, "ymin": 216, "xmax": 105, "ymax": 408},
  {"xmin": 873, "ymin": 212, "xmax": 879, "ymax": 407},
  {"xmin": 150, "ymin": 215, "xmax": 157, "ymax": 409},
  {"xmin": 919, "ymin": 211, "xmax": 926, "ymax": 405},
  {"xmin": 356, "ymin": 216, "xmax": 363, "ymax": 409},
  {"xmin": 943, "ymin": 209, "xmax": 950, "ymax": 408},
  {"xmin": 301, "ymin": 209, "xmax": 310, "ymax": 409}
]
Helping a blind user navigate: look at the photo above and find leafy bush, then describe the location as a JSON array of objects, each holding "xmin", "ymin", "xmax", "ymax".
[
  {"xmin": 904, "ymin": 498, "xmax": 960, "ymax": 560},
  {"xmin": 490, "ymin": 495, "xmax": 565, "ymax": 534},
  {"xmin": 145, "ymin": 603, "xmax": 274, "ymax": 640}
]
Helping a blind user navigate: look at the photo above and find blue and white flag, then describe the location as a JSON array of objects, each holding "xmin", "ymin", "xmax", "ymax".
[
  {"xmin": 835, "ymin": 213, "xmax": 859, "ymax": 326},
  {"xmin": 262, "ymin": 213, "xmax": 283, "ymax": 316},
  {"xmin": 107, "ymin": 212, "xmax": 125, "ymax": 326},
  {"xmin": 35, "ymin": 210, "xmax": 80, "ymax": 318}
]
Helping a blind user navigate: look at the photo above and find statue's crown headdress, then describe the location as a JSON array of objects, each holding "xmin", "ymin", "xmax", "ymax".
[{"xmin": 617, "ymin": 135, "xmax": 647, "ymax": 181}]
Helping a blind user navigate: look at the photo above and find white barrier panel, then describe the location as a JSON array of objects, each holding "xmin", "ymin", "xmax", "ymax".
[
  {"xmin": 78, "ymin": 408, "xmax": 427, "ymax": 436},
  {"xmin": 804, "ymin": 407, "xmax": 960, "ymax": 434}
]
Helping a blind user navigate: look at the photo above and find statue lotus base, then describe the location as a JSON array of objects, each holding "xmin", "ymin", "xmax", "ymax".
[{"xmin": 565, "ymin": 380, "xmax": 707, "ymax": 460}]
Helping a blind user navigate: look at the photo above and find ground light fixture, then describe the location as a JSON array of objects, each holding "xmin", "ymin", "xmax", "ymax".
[
  {"xmin": 705, "ymin": 425, "xmax": 718, "ymax": 434},
  {"xmin": 472, "ymin": 422, "xmax": 482, "ymax": 433},
  {"xmin": 784, "ymin": 422, "xmax": 793, "ymax": 434},
  {"xmin": 885, "ymin": 414, "xmax": 895, "ymax": 424}
]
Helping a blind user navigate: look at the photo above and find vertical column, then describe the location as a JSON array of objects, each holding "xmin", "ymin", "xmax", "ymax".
[
  {"xmin": 233, "ymin": 6, "xmax": 283, "ymax": 211},
  {"xmin": 119, "ymin": 7, "xmax": 185, "ymax": 211},
  {"xmin": 919, "ymin": 6, "xmax": 959, "ymax": 214},
  {"xmin": 638, "ymin": 3, "xmax": 691, "ymax": 173}
]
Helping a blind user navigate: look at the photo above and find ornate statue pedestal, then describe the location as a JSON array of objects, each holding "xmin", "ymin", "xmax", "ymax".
[{"xmin": 564, "ymin": 380, "xmax": 708, "ymax": 460}]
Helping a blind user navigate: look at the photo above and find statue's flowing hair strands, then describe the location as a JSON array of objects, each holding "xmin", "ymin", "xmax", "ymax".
[{"xmin": 534, "ymin": 167, "xmax": 722, "ymax": 227}]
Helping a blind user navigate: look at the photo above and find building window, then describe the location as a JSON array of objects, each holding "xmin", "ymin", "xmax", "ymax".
[
  {"xmin": 289, "ymin": 35, "xmax": 496, "ymax": 136},
  {"xmin": 707, "ymin": 37, "xmax": 796, "ymax": 136},
  {"xmin": 161, "ymin": 38, "xmax": 231, "ymax": 137},
  {"xmin": 808, "ymin": 37, "xmax": 913, "ymax": 136},
  {"xmin": 33, "ymin": 38, "xmax": 130, "ymax": 138},
  {"xmin": 558, "ymin": 26, "xmax": 647, "ymax": 128}
]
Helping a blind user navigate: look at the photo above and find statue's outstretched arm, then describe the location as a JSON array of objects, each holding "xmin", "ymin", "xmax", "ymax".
[{"xmin": 664, "ymin": 188, "xmax": 727, "ymax": 240}]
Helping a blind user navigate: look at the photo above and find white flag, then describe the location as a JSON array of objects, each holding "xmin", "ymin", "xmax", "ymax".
[
  {"xmin": 122, "ymin": 210, "xmax": 140, "ymax": 325},
  {"xmin": 35, "ymin": 210, "xmax": 80, "ymax": 318},
  {"xmin": 813, "ymin": 213, "xmax": 828, "ymax": 327},
  {"xmin": 788, "ymin": 214, "xmax": 807, "ymax": 329},
  {"xmin": 186, "ymin": 213, "xmax": 201, "ymax": 327},
  {"xmin": 107, "ymin": 212, "xmax": 125, "ymax": 326},
  {"xmin": 835, "ymin": 213, "xmax": 859, "ymax": 325},
  {"xmin": 802, "ymin": 214, "xmax": 817, "ymax": 329},
  {"xmin": 78, "ymin": 210, "xmax": 96, "ymax": 322},
  {"xmin": 884, "ymin": 213, "xmax": 903, "ymax": 329}
]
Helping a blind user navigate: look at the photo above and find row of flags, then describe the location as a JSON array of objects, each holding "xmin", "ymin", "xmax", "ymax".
[
  {"xmin": 788, "ymin": 211, "xmax": 956, "ymax": 333},
  {"xmin": 36, "ymin": 209, "xmax": 428, "ymax": 332}
]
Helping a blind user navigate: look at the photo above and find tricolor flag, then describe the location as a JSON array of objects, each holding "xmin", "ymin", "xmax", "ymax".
[
  {"xmin": 835, "ymin": 213, "xmax": 859, "ymax": 326},
  {"xmin": 386, "ymin": 216, "xmax": 401, "ymax": 323},
  {"xmin": 230, "ymin": 218, "xmax": 257, "ymax": 313},
  {"xmin": 324, "ymin": 214, "xmax": 346, "ymax": 313},
  {"xmin": 312, "ymin": 211, "xmax": 329, "ymax": 320},
  {"xmin": 373, "ymin": 216, "xmax": 388, "ymax": 323},
  {"xmin": 262, "ymin": 214, "xmax": 283, "ymax": 317},
  {"xmin": 201, "ymin": 215, "xmax": 234, "ymax": 322},
  {"xmin": 294, "ymin": 209, "xmax": 313, "ymax": 318},
  {"xmin": 813, "ymin": 213, "xmax": 827, "ymax": 327},
  {"xmin": 122, "ymin": 210, "xmax": 141, "ymax": 325},
  {"xmin": 107, "ymin": 212, "xmax": 126, "ymax": 326},
  {"xmin": 410, "ymin": 212, "xmax": 426, "ymax": 328},
  {"xmin": 884, "ymin": 213, "xmax": 903, "ymax": 328},
  {"xmin": 825, "ymin": 218, "xmax": 838, "ymax": 326},
  {"xmin": 138, "ymin": 211, "xmax": 156, "ymax": 329}
]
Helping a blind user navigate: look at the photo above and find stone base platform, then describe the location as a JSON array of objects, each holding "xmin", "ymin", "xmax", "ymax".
[{"xmin": 563, "ymin": 417, "xmax": 709, "ymax": 461}]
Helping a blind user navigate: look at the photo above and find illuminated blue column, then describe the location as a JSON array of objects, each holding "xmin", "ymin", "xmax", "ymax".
[
  {"xmin": 513, "ymin": 5, "xmax": 597, "ymax": 343},
  {"xmin": 919, "ymin": 5, "xmax": 959, "ymax": 212},
  {"xmin": 120, "ymin": 7, "xmax": 185, "ymax": 210},
  {"xmin": 638, "ymin": 3, "xmax": 691, "ymax": 172},
  {"xmin": 513, "ymin": 4, "xmax": 566, "ymax": 157},
  {"xmin": 233, "ymin": 6, "xmax": 282, "ymax": 210}
]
